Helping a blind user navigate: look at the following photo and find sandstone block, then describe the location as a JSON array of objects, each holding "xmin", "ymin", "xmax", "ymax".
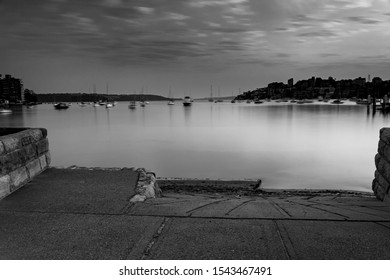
[
  {"xmin": 0, "ymin": 141, "xmax": 4, "ymax": 155},
  {"xmin": 377, "ymin": 155, "xmax": 390, "ymax": 184},
  {"xmin": 380, "ymin": 128, "xmax": 390, "ymax": 146},
  {"xmin": 45, "ymin": 152, "xmax": 51, "ymax": 166},
  {"xmin": 0, "ymin": 151, "xmax": 21, "ymax": 175},
  {"xmin": 1, "ymin": 135, "xmax": 21, "ymax": 153},
  {"xmin": 375, "ymin": 153, "xmax": 381, "ymax": 168},
  {"xmin": 375, "ymin": 170, "xmax": 390, "ymax": 194},
  {"xmin": 20, "ymin": 129, "xmax": 43, "ymax": 143},
  {"xmin": 9, "ymin": 167, "xmax": 29, "ymax": 192},
  {"xmin": 36, "ymin": 138, "xmax": 49, "ymax": 155},
  {"xmin": 26, "ymin": 159, "xmax": 42, "ymax": 178},
  {"xmin": 372, "ymin": 179, "xmax": 387, "ymax": 201},
  {"xmin": 19, "ymin": 144, "xmax": 37, "ymax": 163},
  {"xmin": 0, "ymin": 175, "xmax": 11, "ymax": 199},
  {"xmin": 378, "ymin": 140, "xmax": 386, "ymax": 155},
  {"xmin": 39, "ymin": 154, "xmax": 48, "ymax": 170},
  {"xmin": 39, "ymin": 128, "xmax": 48, "ymax": 138},
  {"xmin": 379, "ymin": 140, "xmax": 390, "ymax": 163}
]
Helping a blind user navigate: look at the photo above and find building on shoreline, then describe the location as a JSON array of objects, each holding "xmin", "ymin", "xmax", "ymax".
[
  {"xmin": 0, "ymin": 74, "xmax": 23, "ymax": 104},
  {"xmin": 237, "ymin": 75, "xmax": 390, "ymax": 101}
]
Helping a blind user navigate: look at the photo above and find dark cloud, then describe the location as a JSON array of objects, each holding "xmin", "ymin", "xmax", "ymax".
[
  {"xmin": 346, "ymin": 16, "xmax": 382, "ymax": 24},
  {"xmin": 298, "ymin": 30, "xmax": 338, "ymax": 38},
  {"xmin": 320, "ymin": 53, "xmax": 340, "ymax": 57}
]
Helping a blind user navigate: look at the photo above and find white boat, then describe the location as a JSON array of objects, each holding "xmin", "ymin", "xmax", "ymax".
[
  {"xmin": 93, "ymin": 102, "xmax": 100, "ymax": 107},
  {"xmin": 0, "ymin": 108, "xmax": 12, "ymax": 114},
  {"xmin": 183, "ymin": 96, "xmax": 192, "ymax": 106},
  {"xmin": 140, "ymin": 101, "xmax": 146, "ymax": 107},
  {"xmin": 106, "ymin": 103, "xmax": 113, "ymax": 108},
  {"xmin": 167, "ymin": 86, "xmax": 175, "ymax": 105},
  {"xmin": 128, "ymin": 101, "xmax": 137, "ymax": 109}
]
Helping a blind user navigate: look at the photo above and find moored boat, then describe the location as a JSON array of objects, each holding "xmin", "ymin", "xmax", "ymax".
[
  {"xmin": 0, "ymin": 108, "xmax": 12, "ymax": 114},
  {"xmin": 183, "ymin": 96, "xmax": 192, "ymax": 106},
  {"xmin": 54, "ymin": 102, "xmax": 69, "ymax": 109},
  {"xmin": 332, "ymin": 99, "xmax": 344, "ymax": 104},
  {"xmin": 128, "ymin": 101, "xmax": 137, "ymax": 109}
]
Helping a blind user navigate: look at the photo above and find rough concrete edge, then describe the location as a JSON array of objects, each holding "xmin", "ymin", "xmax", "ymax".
[
  {"xmin": 52, "ymin": 165, "xmax": 162, "ymax": 203},
  {"xmin": 130, "ymin": 168, "xmax": 162, "ymax": 203}
]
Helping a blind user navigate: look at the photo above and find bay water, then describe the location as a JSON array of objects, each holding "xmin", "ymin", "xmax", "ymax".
[{"xmin": 1, "ymin": 100, "xmax": 386, "ymax": 192}]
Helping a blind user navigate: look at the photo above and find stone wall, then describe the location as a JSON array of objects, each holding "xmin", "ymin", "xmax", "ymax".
[
  {"xmin": 0, "ymin": 128, "xmax": 50, "ymax": 199},
  {"xmin": 373, "ymin": 128, "xmax": 390, "ymax": 202}
]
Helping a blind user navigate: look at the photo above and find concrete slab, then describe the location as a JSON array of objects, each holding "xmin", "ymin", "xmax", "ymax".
[
  {"xmin": 225, "ymin": 198, "xmax": 287, "ymax": 219},
  {"xmin": 130, "ymin": 194, "xmax": 229, "ymax": 217},
  {"xmin": 0, "ymin": 168, "xmax": 138, "ymax": 214},
  {"xmin": 146, "ymin": 218, "xmax": 288, "ymax": 260},
  {"xmin": 277, "ymin": 220, "xmax": 390, "ymax": 259},
  {"xmin": 0, "ymin": 211, "xmax": 163, "ymax": 259},
  {"xmin": 268, "ymin": 197, "xmax": 345, "ymax": 220}
]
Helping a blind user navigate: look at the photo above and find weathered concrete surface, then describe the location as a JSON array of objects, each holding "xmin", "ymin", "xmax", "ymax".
[
  {"xmin": 0, "ymin": 167, "xmax": 139, "ymax": 214},
  {"xmin": 0, "ymin": 212, "xmax": 164, "ymax": 260},
  {"xmin": 1, "ymin": 171, "xmax": 390, "ymax": 260}
]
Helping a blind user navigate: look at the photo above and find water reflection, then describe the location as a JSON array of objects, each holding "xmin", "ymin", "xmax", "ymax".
[{"xmin": 183, "ymin": 106, "xmax": 191, "ymax": 126}]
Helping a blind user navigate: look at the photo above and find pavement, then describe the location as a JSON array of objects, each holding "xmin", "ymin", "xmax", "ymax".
[{"xmin": 1, "ymin": 168, "xmax": 390, "ymax": 260}]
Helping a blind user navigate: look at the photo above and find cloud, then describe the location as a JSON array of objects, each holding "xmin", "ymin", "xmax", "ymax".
[
  {"xmin": 298, "ymin": 30, "xmax": 339, "ymax": 38},
  {"xmin": 346, "ymin": 16, "xmax": 382, "ymax": 24},
  {"xmin": 102, "ymin": 0, "xmax": 123, "ymax": 7},
  {"xmin": 134, "ymin": 6, "xmax": 155, "ymax": 15},
  {"xmin": 164, "ymin": 12, "xmax": 190, "ymax": 21},
  {"xmin": 189, "ymin": 0, "xmax": 248, "ymax": 8},
  {"xmin": 62, "ymin": 13, "xmax": 103, "ymax": 35}
]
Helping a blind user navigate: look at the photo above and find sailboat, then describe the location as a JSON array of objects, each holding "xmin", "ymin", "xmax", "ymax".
[
  {"xmin": 168, "ymin": 86, "xmax": 175, "ymax": 105},
  {"xmin": 183, "ymin": 96, "xmax": 192, "ymax": 106},
  {"xmin": 208, "ymin": 85, "xmax": 214, "ymax": 102},
  {"xmin": 128, "ymin": 94, "xmax": 137, "ymax": 109},
  {"xmin": 332, "ymin": 85, "xmax": 344, "ymax": 104}
]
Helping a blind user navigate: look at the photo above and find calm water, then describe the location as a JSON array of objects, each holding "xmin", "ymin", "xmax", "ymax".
[{"xmin": 1, "ymin": 101, "xmax": 388, "ymax": 191}]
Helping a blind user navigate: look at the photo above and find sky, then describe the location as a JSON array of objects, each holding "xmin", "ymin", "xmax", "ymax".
[{"xmin": 1, "ymin": 0, "xmax": 390, "ymax": 97}]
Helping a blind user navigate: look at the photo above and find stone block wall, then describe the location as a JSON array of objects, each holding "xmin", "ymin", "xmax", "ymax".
[
  {"xmin": 0, "ymin": 128, "xmax": 50, "ymax": 199},
  {"xmin": 373, "ymin": 128, "xmax": 390, "ymax": 202}
]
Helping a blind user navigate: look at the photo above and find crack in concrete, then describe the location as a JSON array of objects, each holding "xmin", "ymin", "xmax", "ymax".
[{"xmin": 141, "ymin": 217, "xmax": 170, "ymax": 259}]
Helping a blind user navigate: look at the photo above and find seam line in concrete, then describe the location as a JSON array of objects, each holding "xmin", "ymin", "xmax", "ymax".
[
  {"xmin": 286, "ymin": 199, "xmax": 349, "ymax": 219},
  {"xmin": 308, "ymin": 200, "xmax": 389, "ymax": 218},
  {"xmin": 225, "ymin": 199, "xmax": 256, "ymax": 215},
  {"xmin": 273, "ymin": 220, "xmax": 297, "ymax": 260},
  {"xmin": 185, "ymin": 198, "xmax": 231, "ymax": 216},
  {"xmin": 1, "ymin": 210, "xmax": 389, "ymax": 223},
  {"xmin": 374, "ymin": 222, "xmax": 390, "ymax": 230},
  {"xmin": 123, "ymin": 213, "xmax": 390, "ymax": 222},
  {"xmin": 265, "ymin": 198, "xmax": 292, "ymax": 217},
  {"xmin": 141, "ymin": 217, "xmax": 170, "ymax": 259}
]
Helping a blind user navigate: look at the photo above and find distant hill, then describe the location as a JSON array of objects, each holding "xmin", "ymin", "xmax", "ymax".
[{"xmin": 37, "ymin": 93, "xmax": 170, "ymax": 102}]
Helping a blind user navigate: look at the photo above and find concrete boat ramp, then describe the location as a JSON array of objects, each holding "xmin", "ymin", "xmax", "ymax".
[{"xmin": 1, "ymin": 168, "xmax": 390, "ymax": 260}]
